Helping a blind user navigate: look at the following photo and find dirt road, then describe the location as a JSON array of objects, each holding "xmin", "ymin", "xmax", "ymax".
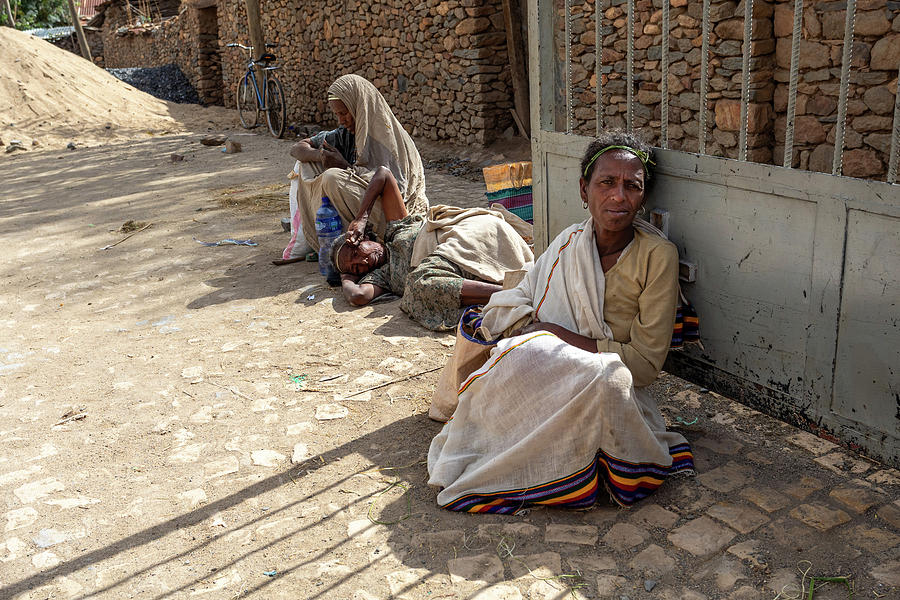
[{"xmin": 1, "ymin": 123, "xmax": 898, "ymax": 600}]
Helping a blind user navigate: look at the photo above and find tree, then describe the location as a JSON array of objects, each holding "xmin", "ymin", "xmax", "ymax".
[{"xmin": 1, "ymin": 0, "xmax": 69, "ymax": 30}]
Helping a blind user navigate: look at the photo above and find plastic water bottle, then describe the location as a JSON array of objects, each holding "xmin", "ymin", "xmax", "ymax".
[{"xmin": 315, "ymin": 196, "xmax": 342, "ymax": 280}]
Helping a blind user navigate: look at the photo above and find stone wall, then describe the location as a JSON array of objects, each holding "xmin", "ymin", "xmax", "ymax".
[
  {"xmin": 564, "ymin": 0, "xmax": 898, "ymax": 181},
  {"xmin": 215, "ymin": 0, "xmax": 514, "ymax": 144},
  {"xmin": 96, "ymin": 1, "xmax": 224, "ymax": 105}
]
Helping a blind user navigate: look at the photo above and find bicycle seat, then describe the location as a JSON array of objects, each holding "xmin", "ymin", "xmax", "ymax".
[{"xmin": 259, "ymin": 53, "xmax": 277, "ymax": 64}]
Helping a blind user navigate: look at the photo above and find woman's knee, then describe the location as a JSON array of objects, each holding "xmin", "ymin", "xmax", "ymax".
[{"xmin": 320, "ymin": 168, "xmax": 347, "ymax": 196}]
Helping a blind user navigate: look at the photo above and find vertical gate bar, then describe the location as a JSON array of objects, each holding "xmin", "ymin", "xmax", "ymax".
[
  {"xmin": 888, "ymin": 68, "xmax": 900, "ymax": 183},
  {"xmin": 783, "ymin": 0, "xmax": 803, "ymax": 167},
  {"xmin": 627, "ymin": 0, "xmax": 634, "ymax": 132},
  {"xmin": 595, "ymin": 0, "xmax": 603, "ymax": 134},
  {"xmin": 738, "ymin": 0, "xmax": 753, "ymax": 162},
  {"xmin": 832, "ymin": 0, "xmax": 856, "ymax": 176},
  {"xmin": 529, "ymin": 0, "xmax": 555, "ymax": 132},
  {"xmin": 565, "ymin": 0, "xmax": 573, "ymax": 133},
  {"xmin": 699, "ymin": 0, "xmax": 710, "ymax": 154},
  {"xmin": 661, "ymin": 0, "xmax": 669, "ymax": 148}
]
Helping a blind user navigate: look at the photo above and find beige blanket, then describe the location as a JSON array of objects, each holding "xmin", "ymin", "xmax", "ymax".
[{"xmin": 410, "ymin": 205, "xmax": 534, "ymax": 284}]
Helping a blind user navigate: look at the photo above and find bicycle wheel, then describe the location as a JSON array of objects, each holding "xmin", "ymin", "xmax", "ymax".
[
  {"xmin": 236, "ymin": 73, "xmax": 259, "ymax": 129},
  {"xmin": 265, "ymin": 76, "xmax": 286, "ymax": 138}
]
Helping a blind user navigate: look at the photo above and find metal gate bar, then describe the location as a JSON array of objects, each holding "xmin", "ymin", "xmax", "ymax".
[
  {"xmin": 595, "ymin": 0, "xmax": 603, "ymax": 134},
  {"xmin": 565, "ymin": 0, "xmax": 573, "ymax": 133},
  {"xmin": 699, "ymin": 0, "xmax": 710, "ymax": 154},
  {"xmin": 626, "ymin": 0, "xmax": 634, "ymax": 132},
  {"xmin": 660, "ymin": 0, "xmax": 670, "ymax": 148},
  {"xmin": 832, "ymin": 0, "xmax": 857, "ymax": 176},
  {"xmin": 889, "ymin": 68, "xmax": 900, "ymax": 184},
  {"xmin": 783, "ymin": 0, "xmax": 803, "ymax": 167},
  {"xmin": 738, "ymin": 0, "xmax": 753, "ymax": 161}
]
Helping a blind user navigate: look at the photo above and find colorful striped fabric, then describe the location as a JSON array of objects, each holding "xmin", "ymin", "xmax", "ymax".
[{"xmin": 440, "ymin": 443, "xmax": 695, "ymax": 514}]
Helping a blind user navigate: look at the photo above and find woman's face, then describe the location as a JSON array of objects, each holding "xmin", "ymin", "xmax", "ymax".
[
  {"xmin": 329, "ymin": 99, "xmax": 355, "ymax": 134},
  {"xmin": 580, "ymin": 150, "xmax": 645, "ymax": 234},
  {"xmin": 338, "ymin": 240, "xmax": 385, "ymax": 276}
]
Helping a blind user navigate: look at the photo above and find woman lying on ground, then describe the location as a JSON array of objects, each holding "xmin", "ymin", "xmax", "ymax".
[
  {"xmin": 330, "ymin": 167, "xmax": 534, "ymax": 331},
  {"xmin": 276, "ymin": 74, "xmax": 429, "ymax": 264},
  {"xmin": 427, "ymin": 130, "xmax": 695, "ymax": 513}
]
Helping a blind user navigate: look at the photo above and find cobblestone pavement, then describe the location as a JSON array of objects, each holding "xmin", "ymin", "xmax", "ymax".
[{"xmin": 0, "ymin": 133, "xmax": 898, "ymax": 600}]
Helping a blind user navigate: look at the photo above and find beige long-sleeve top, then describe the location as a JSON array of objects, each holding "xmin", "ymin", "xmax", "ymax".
[{"xmin": 595, "ymin": 229, "xmax": 679, "ymax": 388}]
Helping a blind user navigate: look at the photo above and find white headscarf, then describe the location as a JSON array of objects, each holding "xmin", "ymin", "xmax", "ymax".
[{"xmin": 327, "ymin": 74, "xmax": 428, "ymax": 209}]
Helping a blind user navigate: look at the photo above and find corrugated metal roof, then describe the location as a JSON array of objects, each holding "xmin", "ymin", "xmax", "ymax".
[
  {"xmin": 23, "ymin": 26, "xmax": 75, "ymax": 40},
  {"xmin": 79, "ymin": 0, "xmax": 105, "ymax": 18}
]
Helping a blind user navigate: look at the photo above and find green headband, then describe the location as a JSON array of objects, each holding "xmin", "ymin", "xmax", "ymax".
[{"xmin": 583, "ymin": 145, "xmax": 654, "ymax": 177}]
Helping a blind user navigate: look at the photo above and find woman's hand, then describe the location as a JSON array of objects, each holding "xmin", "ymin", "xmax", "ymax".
[
  {"xmin": 346, "ymin": 218, "xmax": 367, "ymax": 245},
  {"xmin": 510, "ymin": 321, "xmax": 599, "ymax": 354},
  {"xmin": 510, "ymin": 321, "xmax": 558, "ymax": 338},
  {"xmin": 321, "ymin": 141, "xmax": 349, "ymax": 170}
]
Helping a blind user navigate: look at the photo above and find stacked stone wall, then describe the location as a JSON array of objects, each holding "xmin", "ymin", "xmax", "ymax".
[
  {"xmin": 563, "ymin": 0, "xmax": 897, "ymax": 181},
  {"xmin": 98, "ymin": 3, "xmax": 223, "ymax": 105},
  {"xmin": 215, "ymin": 0, "xmax": 514, "ymax": 144}
]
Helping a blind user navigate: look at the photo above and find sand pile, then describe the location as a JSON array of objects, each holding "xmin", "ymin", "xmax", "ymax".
[{"xmin": 0, "ymin": 27, "xmax": 239, "ymax": 151}]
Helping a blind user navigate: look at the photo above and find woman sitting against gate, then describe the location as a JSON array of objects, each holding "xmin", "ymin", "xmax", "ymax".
[
  {"xmin": 331, "ymin": 167, "xmax": 534, "ymax": 331},
  {"xmin": 276, "ymin": 74, "xmax": 429, "ymax": 263},
  {"xmin": 427, "ymin": 130, "xmax": 695, "ymax": 513}
]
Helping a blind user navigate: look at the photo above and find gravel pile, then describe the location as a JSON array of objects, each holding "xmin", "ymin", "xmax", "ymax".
[
  {"xmin": 106, "ymin": 64, "xmax": 200, "ymax": 104},
  {"xmin": 423, "ymin": 157, "xmax": 483, "ymax": 183}
]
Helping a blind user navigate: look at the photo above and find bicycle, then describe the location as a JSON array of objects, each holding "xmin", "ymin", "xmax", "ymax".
[{"xmin": 226, "ymin": 42, "xmax": 287, "ymax": 138}]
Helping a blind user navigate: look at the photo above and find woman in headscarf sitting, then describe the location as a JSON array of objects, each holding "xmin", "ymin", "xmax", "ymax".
[
  {"xmin": 427, "ymin": 130, "xmax": 695, "ymax": 513},
  {"xmin": 277, "ymin": 74, "xmax": 429, "ymax": 264},
  {"xmin": 330, "ymin": 168, "xmax": 534, "ymax": 331}
]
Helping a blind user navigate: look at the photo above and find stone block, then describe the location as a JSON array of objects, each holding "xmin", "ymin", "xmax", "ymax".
[
  {"xmin": 508, "ymin": 552, "xmax": 562, "ymax": 580},
  {"xmin": 727, "ymin": 540, "xmax": 767, "ymax": 570},
  {"xmin": 470, "ymin": 584, "xmax": 523, "ymax": 600},
  {"xmin": 814, "ymin": 450, "xmax": 876, "ymax": 473},
  {"xmin": 544, "ymin": 524, "xmax": 598, "ymax": 546},
  {"xmin": 602, "ymin": 522, "xmax": 647, "ymax": 551},
  {"xmin": 808, "ymin": 144, "xmax": 834, "ymax": 174},
  {"xmin": 629, "ymin": 544, "xmax": 676, "ymax": 575},
  {"xmin": 455, "ymin": 17, "xmax": 491, "ymax": 35},
  {"xmin": 697, "ymin": 461, "xmax": 752, "ymax": 492},
  {"xmin": 846, "ymin": 524, "xmax": 900, "ymax": 550},
  {"xmin": 841, "ymin": 149, "xmax": 884, "ymax": 178},
  {"xmin": 870, "ymin": 559, "xmax": 900, "ymax": 587},
  {"xmin": 668, "ymin": 516, "xmax": 736, "ymax": 556},
  {"xmin": 595, "ymin": 574, "xmax": 629, "ymax": 596},
  {"xmin": 631, "ymin": 504, "xmax": 680, "ymax": 529},
  {"xmin": 806, "ymin": 95, "xmax": 838, "ymax": 116},
  {"xmin": 863, "ymin": 86, "xmax": 896, "ymax": 114},
  {"xmin": 871, "ymin": 34, "xmax": 900, "ymax": 70},
  {"xmin": 760, "ymin": 517, "xmax": 819, "ymax": 551},
  {"xmin": 448, "ymin": 553, "xmax": 504, "ymax": 584},
  {"xmin": 706, "ymin": 502, "xmax": 770, "ymax": 533},
  {"xmin": 875, "ymin": 503, "xmax": 900, "ymax": 529},
  {"xmin": 739, "ymin": 486, "xmax": 791, "ymax": 513},
  {"xmin": 791, "ymin": 115, "xmax": 827, "ymax": 144},
  {"xmin": 691, "ymin": 555, "xmax": 748, "ymax": 591},
  {"xmin": 789, "ymin": 503, "xmax": 851, "ymax": 532}
]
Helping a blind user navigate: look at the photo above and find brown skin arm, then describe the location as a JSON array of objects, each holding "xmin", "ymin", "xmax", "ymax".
[
  {"xmin": 289, "ymin": 139, "xmax": 349, "ymax": 169},
  {"xmin": 339, "ymin": 273, "xmax": 386, "ymax": 306},
  {"xmin": 510, "ymin": 321, "xmax": 598, "ymax": 354},
  {"xmin": 459, "ymin": 280, "xmax": 502, "ymax": 306},
  {"xmin": 347, "ymin": 166, "xmax": 407, "ymax": 244}
]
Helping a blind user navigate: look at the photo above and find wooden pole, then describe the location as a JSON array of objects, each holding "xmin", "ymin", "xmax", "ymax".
[
  {"xmin": 67, "ymin": 0, "xmax": 92, "ymax": 61},
  {"xmin": 501, "ymin": 0, "xmax": 530, "ymax": 138},
  {"xmin": 243, "ymin": 0, "xmax": 265, "ymax": 61},
  {"xmin": 2, "ymin": 0, "xmax": 15, "ymax": 27}
]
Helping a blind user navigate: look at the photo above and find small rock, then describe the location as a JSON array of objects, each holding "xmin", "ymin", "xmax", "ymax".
[
  {"xmin": 315, "ymin": 404, "xmax": 348, "ymax": 420},
  {"xmin": 5, "ymin": 140, "xmax": 26, "ymax": 153},
  {"xmin": 31, "ymin": 139, "xmax": 40, "ymax": 147},
  {"xmin": 291, "ymin": 443, "xmax": 308, "ymax": 464},
  {"xmin": 201, "ymin": 135, "xmax": 227, "ymax": 146},
  {"xmin": 644, "ymin": 580, "xmax": 657, "ymax": 592},
  {"xmin": 66, "ymin": 142, "xmax": 77, "ymax": 150},
  {"xmin": 223, "ymin": 140, "xmax": 242, "ymax": 154},
  {"xmin": 170, "ymin": 153, "xmax": 185, "ymax": 162},
  {"xmin": 251, "ymin": 449, "xmax": 286, "ymax": 467}
]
